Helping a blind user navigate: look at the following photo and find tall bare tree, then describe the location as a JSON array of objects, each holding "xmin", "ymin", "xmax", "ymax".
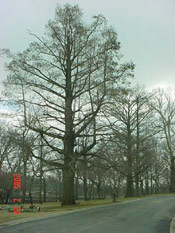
[{"xmin": 3, "ymin": 4, "xmax": 134, "ymax": 204}]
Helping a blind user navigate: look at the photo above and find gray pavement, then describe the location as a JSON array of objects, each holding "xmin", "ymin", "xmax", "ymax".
[{"xmin": 1, "ymin": 196, "xmax": 175, "ymax": 233}]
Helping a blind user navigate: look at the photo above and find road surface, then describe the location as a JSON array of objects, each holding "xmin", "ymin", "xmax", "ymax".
[{"xmin": 1, "ymin": 196, "xmax": 175, "ymax": 233}]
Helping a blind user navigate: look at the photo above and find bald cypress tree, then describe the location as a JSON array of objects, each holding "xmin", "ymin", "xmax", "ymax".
[{"xmin": 3, "ymin": 4, "xmax": 134, "ymax": 205}]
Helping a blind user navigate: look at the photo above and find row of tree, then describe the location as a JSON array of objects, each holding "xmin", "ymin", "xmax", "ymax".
[{"xmin": 0, "ymin": 86, "xmax": 174, "ymax": 204}]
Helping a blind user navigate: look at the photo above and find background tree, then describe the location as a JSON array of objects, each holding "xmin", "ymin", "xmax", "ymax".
[
  {"xmin": 151, "ymin": 89, "xmax": 175, "ymax": 192},
  {"xmin": 102, "ymin": 87, "xmax": 153, "ymax": 197}
]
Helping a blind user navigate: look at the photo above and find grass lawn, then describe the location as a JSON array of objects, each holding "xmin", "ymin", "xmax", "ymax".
[{"xmin": 0, "ymin": 194, "xmax": 174, "ymax": 225}]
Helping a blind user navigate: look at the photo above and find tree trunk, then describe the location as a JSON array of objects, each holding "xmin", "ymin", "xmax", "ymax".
[
  {"xmin": 135, "ymin": 175, "xmax": 140, "ymax": 196},
  {"xmin": 170, "ymin": 157, "xmax": 175, "ymax": 192},
  {"xmin": 145, "ymin": 173, "xmax": 149, "ymax": 195},
  {"xmin": 29, "ymin": 191, "xmax": 32, "ymax": 203},
  {"xmin": 75, "ymin": 174, "xmax": 79, "ymax": 200},
  {"xmin": 125, "ymin": 174, "xmax": 133, "ymax": 197},
  {"xmin": 97, "ymin": 179, "xmax": 102, "ymax": 199},
  {"xmin": 88, "ymin": 182, "xmax": 93, "ymax": 200},
  {"xmin": 150, "ymin": 173, "xmax": 153, "ymax": 194},
  {"xmin": 43, "ymin": 178, "xmax": 46, "ymax": 202},
  {"xmin": 39, "ymin": 139, "xmax": 43, "ymax": 203},
  {"xmin": 22, "ymin": 160, "xmax": 27, "ymax": 204},
  {"xmin": 140, "ymin": 178, "xmax": 144, "ymax": 195},
  {"xmin": 125, "ymin": 124, "xmax": 134, "ymax": 197},
  {"xmin": 62, "ymin": 167, "xmax": 75, "ymax": 205},
  {"xmin": 58, "ymin": 172, "xmax": 62, "ymax": 202},
  {"xmin": 28, "ymin": 175, "xmax": 34, "ymax": 203},
  {"xmin": 135, "ymin": 97, "xmax": 140, "ymax": 196},
  {"xmin": 92, "ymin": 183, "xmax": 95, "ymax": 199},
  {"xmin": 62, "ymin": 33, "xmax": 75, "ymax": 205},
  {"xmin": 5, "ymin": 189, "xmax": 12, "ymax": 204},
  {"xmin": 83, "ymin": 156, "xmax": 88, "ymax": 201}
]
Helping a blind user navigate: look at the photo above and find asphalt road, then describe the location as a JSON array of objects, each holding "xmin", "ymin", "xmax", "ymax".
[{"xmin": 1, "ymin": 196, "xmax": 175, "ymax": 233}]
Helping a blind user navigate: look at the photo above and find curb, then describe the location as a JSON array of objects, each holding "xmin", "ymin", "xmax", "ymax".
[{"xmin": 170, "ymin": 215, "xmax": 175, "ymax": 233}]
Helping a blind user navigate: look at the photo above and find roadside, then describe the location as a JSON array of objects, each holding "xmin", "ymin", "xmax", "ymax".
[
  {"xmin": 0, "ymin": 194, "xmax": 174, "ymax": 228},
  {"xmin": 0, "ymin": 196, "xmax": 146, "ymax": 226},
  {"xmin": 1, "ymin": 195, "xmax": 175, "ymax": 233},
  {"xmin": 170, "ymin": 214, "xmax": 175, "ymax": 233}
]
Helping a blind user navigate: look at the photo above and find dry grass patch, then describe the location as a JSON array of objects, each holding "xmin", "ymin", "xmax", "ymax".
[{"xmin": 0, "ymin": 197, "xmax": 145, "ymax": 225}]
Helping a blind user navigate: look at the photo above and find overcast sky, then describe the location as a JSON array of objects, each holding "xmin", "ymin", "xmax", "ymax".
[{"xmin": 0, "ymin": 0, "xmax": 175, "ymax": 90}]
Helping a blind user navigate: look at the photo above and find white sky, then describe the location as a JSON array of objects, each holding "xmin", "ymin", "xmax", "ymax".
[{"xmin": 0, "ymin": 0, "xmax": 175, "ymax": 90}]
